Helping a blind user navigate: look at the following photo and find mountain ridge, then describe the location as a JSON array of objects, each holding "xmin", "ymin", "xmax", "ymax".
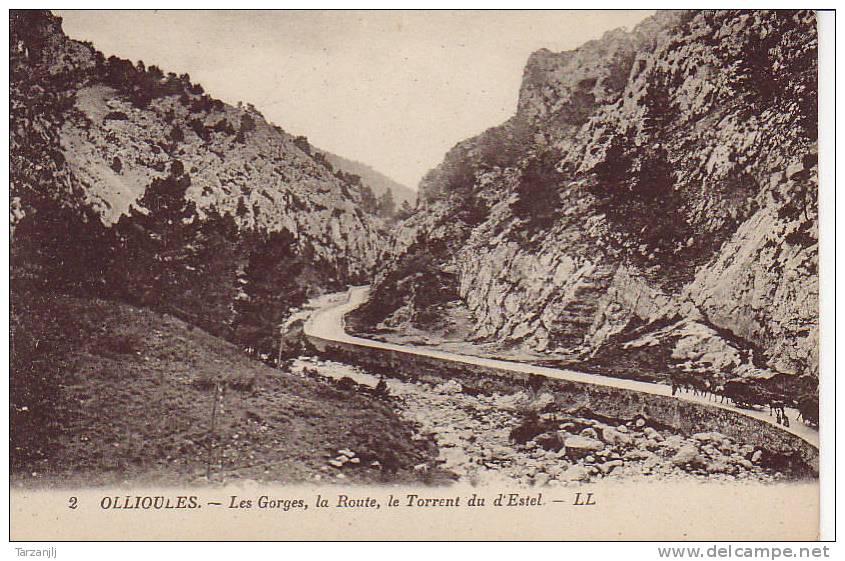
[
  {"xmin": 11, "ymin": 10, "xmax": 391, "ymax": 279},
  {"xmin": 322, "ymin": 150, "xmax": 416, "ymax": 207}
]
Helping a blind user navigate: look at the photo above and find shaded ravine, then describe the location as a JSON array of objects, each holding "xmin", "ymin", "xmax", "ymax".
[{"xmin": 304, "ymin": 287, "xmax": 818, "ymax": 449}]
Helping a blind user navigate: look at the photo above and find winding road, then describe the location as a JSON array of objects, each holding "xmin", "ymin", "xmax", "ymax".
[{"xmin": 304, "ymin": 286, "xmax": 819, "ymax": 449}]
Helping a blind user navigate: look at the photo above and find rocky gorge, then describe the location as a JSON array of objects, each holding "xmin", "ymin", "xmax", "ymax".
[{"xmin": 350, "ymin": 10, "xmax": 818, "ymax": 397}]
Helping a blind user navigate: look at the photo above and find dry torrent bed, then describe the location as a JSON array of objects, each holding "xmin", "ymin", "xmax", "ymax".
[{"xmin": 291, "ymin": 357, "xmax": 789, "ymax": 487}]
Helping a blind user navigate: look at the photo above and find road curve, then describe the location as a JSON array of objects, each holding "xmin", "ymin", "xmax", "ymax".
[{"xmin": 304, "ymin": 286, "xmax": 819, "ymax": 449}]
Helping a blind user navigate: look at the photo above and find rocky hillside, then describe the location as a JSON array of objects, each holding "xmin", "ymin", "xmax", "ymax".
[
  {"xmin": 323, "ymin": 151, "xmax": 417, "ymax": 206},
  {"xmin": 11, "ymin": 10, "xmax": 397, "ymax": 356},
  {"xmin": 351, "ymin": 10, "xmax": 818, "ymax": 393},
  {"xmin": 11, "ymin": 10, "xmax": 388, "ymax": 280}
]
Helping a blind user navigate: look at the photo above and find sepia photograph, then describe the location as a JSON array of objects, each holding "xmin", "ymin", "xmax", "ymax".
[{"xmin": 8, "ymin": 7, "xmax": 828, "ymax": 542}]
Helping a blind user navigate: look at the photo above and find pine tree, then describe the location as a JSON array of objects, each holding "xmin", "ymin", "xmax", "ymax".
[
  {"xmin": 395, "ymin": 200, "xmax": 414, "ymax": 220},
  {"xmin": 113, "ymin": 160, "xmax": 198, "ymax": 306},
  {"xmin": 377, "ymin": 190, "xmax": 396, "ymax": 219},
  {"xmin": 359, "ymin": 184, "xmax": 378, "ymax": 214},
  {"xmin": 233, "ymin": 229, "xmax": 306, "ymax": 356},
  {"xmin": 12, "ymin": 199, "xmax": 115, "ymax": 295},
  {"xmin": 182, "ymin": 207, "xmax": 242, "ymax": 336}
]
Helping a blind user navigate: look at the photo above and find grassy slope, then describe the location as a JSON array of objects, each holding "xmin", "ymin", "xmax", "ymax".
[{"xmin": 11, "ymin": 290, "xmax": 443, "ymax": 488}]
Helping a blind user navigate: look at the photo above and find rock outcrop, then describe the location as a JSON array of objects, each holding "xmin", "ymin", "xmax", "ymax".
[{"xmin": 353, "ymin": 10, "xmax": 818, "ymax": 393}]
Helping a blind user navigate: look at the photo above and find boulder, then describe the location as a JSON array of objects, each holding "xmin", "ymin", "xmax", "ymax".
[
  {"xmin": 534, "ymin": 431, "xmax": 564, "ymax": 452},
  {"xmin": 732, "ymin": 456, "xmax": 754, "ymax": 470},
  {"xmin": 598, "ymin": 459, "xmax": 624, "ymax": 474},
  {"xmin": 692, "ymin": 431, "xmax": 728, "ymax": 444},
  {"xmin": 643, "ymin": 427, "xmax": 664, "ymax": 442},
  {"xmin": 546, "ymin": 464, "xmax": 564, "ymax": 478},
  {"xmin": 563, "ymin": 435, "xmax": 605, "ymax": 459},
  {"xmin": 560, "ymin": 465, "xmax": 591, "ymax": 482},
  {"xmin": 601, "ymin": 427, "xmax": 634, "ymax": 447},
  {"xmin": 671, "ymin": 444, "xmax": 701, "ymax": 466},
  {"xmin": 704, "ymin": 458, "xmax": 733, "ymax": 474},
  {"xmin": 739, "ymin": 444, "xmax": 755, "ymax": 456},
  {"xmin": 662, "ymin": 435, "xmax": 685, "ymax": 450},
  {"xmin": 580, "ymin": 427, "xmax": 599, "ymax": 439},
  {"xmin": 623, "ymin": 449, "xmax": 652, "ymax": 461},
  {"xmin": 434, "ymin": 380, "xmax": 463, "ymax": 394}
]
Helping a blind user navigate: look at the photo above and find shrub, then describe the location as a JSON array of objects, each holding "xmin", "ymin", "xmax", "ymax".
[
  {"xmin": 100, "ymin": 333, "xmax": 138, "ymax": 355},
  {"xmin": 104, "ymin": 111, "xmax": 128, "ymax": 122},
  {"xmin": 508, "ymin": 410, "xmax": 554, "ymax": 444}
]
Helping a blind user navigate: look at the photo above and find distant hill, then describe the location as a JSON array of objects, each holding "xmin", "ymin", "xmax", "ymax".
[{"xmin": 322, "ymin": 151, "xmax": 417, "ymax": 206}]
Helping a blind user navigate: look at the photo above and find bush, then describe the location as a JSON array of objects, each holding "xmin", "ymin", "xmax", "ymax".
[
  {"xmin": 104, "ymin": 111, "xmax": 128, "ymax": 122},
  {"xmin": 188, "ymin": 118, "xmax": 210, "ymax": 142},
  {"xmin": 508, "ymin": 410, "xmax": 554, "ymax": 444},
  {"xmin": 510, "ymin": 150, "xmax": 563, "ymax": 229},
  {"xmin": 100, "ymin": 333, "xmax": 138, "ymax": 355},
  {"xmin": 170, "ymin": 125, "xmax": 184, "ymax": 143}
]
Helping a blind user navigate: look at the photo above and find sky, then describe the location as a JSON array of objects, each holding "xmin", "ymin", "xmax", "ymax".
[{"xmin": 58, "ymin": 10, "xmax": 653, "ymax": 189}]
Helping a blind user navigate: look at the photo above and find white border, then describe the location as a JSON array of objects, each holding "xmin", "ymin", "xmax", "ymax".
[{"xmin": 3, "ymin": 2, "xmax": 838, "ymax": 557}]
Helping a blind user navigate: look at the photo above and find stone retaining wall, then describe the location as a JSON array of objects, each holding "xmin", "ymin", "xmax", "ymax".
[{"xmin": 306, "ymin": 335, "xmax": 819, "ymax": 476}]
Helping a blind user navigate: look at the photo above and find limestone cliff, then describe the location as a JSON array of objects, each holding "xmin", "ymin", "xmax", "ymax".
[{"xmin": 352, "ymin": 10, "xmax": 818, "ymax": 391}]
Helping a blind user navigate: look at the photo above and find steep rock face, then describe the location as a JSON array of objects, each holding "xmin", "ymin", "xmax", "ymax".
[
  {"xmin": 355, "ymin": 10, "xmax": 818, "ymax": 388},
  {"xmin": 11, "ymin": 11, "xmax": 388, "ymax": 281}
]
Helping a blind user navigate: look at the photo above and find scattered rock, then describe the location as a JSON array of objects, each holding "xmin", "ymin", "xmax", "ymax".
[
  {"xmin": 692, "ymin": 432, "xmax": 727, "ymax": 443},
  {"xmin": 533, "ymin": 472, "xmax": 550, "ymax": 487},
  {"xmin": 433, "ymin": 380, "xmax": 463, "ymax": 394}
]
